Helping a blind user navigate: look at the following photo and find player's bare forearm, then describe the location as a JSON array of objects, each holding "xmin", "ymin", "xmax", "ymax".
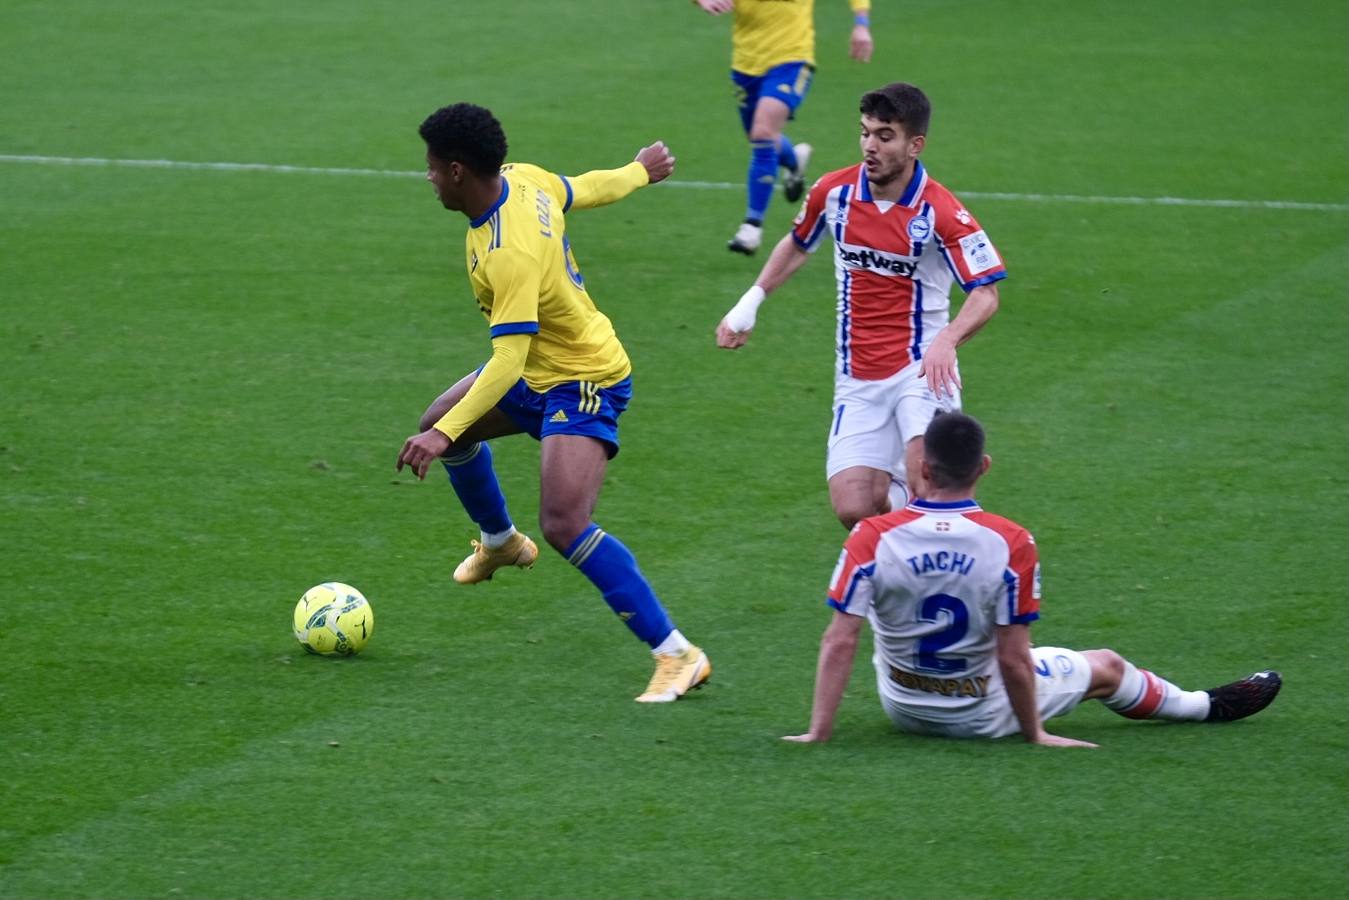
[
  {"xmin": 716, "ymin": 237, "xmax": 810, "ymax": 348},
  {"xmin": 943, "ymin": 283, "xmax": 1000, "ymax": 347},
  {"xmin": 756, "ymin": 234, "xmax": 811, "ymax": 294},
  {"xmin": 921, "ymin": 283, "xmax": 999, "ymax": 397},
  {"xmin": 784, "ymin": 613, "xmax": 862, "ymax": 742}
]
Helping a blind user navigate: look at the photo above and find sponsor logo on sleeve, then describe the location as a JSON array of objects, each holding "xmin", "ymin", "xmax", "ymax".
[{"xmin": 958, "ymin": 230, "xmax": 1001, "ymax": 274}]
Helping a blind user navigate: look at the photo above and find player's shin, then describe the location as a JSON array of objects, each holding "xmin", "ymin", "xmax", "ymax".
[
  {"xmin": 1103, "ymin": 660, "xmax": 1210, "ymax": 721},
  {"xmin": 746, "ymin": 140, "xmax": 777, "ymax": 222},
  {"xmin": 564, "ymin": 523, "xmax": 676, "ymax": 647},
  {"xmin": 442, "ymin": 443, "xmax": 514, "ymax": 544}
]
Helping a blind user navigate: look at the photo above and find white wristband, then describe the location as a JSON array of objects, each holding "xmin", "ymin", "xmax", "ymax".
[{"xmin": 724, "ymin": 285, "xmax": 766, "ymax": 333}]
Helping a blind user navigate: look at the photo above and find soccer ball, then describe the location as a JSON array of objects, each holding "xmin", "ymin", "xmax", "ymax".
[{"xmin": 293, "ymin": 582, "xmax": 374, "ymax": 656}]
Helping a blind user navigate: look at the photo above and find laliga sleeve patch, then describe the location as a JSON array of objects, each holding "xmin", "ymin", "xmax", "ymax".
[{"xmin": 958, "ymin": 231, "xmax": 1001, "ymax": 274}]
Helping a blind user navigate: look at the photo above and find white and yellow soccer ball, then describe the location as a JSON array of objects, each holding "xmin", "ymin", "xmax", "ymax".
[{"xmin": 293, "ymin": 582, "xmax": 374, "ymax": 656}]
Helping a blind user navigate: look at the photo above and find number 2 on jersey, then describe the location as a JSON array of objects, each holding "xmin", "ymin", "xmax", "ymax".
[{"xmin": 915, "ymin": 593, "xmax": 969, "ymax": 674}]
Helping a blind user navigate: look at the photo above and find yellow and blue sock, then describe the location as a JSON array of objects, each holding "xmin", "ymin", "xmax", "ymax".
[
  {"xmin": 565, "ymin": 523, "xmax": 675, "ymax": 647},
  {"xmin": 441, "ymin": 443, "xmax": 512, "ymax": 536}
]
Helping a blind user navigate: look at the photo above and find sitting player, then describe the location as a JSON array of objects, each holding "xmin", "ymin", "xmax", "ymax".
[{"xmin": 784, "ymin": 412, "xmax": 1281, "ymax": 745}]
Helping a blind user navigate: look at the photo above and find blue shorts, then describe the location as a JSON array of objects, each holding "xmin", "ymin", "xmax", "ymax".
[
  {"xmin": 496, "ymin": 376, "xmax": 632, "ymax": 459},
  {"xmin": 732, "ymin": 61, "xmax": 814, "ymax": 133}
]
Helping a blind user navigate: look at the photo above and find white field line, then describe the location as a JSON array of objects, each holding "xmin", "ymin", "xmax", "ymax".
[{"xmin": 2, "ymin": 153, "xmax": 1346, "ymax": 212}]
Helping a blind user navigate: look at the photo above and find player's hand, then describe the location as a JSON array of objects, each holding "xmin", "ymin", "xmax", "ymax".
[
  {"xmin": 782, "ymin": 731, "xmax": 829, "ymax": 743},
  {"xmin": 396, "ymin": 428, "xmax": 451, "ymax": 480},
  {"xmin": 696, "ymin": 0, "xmax": 735, "ymax": 13},
  {"xmin": 849, "ymin": 25, "xmax": 874, "ymax": 62},
  {"xmin": 715, "ymin": 318, "xmax": 753, "ymax": 349},
  {"xmin": 636, "ymin": 141, "xmax": 676, "ymax": 184},
  {"xmin": 1029, "ymin": 732, "xmax": 1099, "ymax": 749},
  {"xmin": 918, "ymin": 332, "xmax": 961, "ymax": 400}
]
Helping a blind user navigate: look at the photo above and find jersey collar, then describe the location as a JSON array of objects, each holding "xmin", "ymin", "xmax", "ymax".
[
  {"xmin": 855, "ymin": 159, "xmax": 926, "ymax": 208},
  {"xmin": 898, "ymin": 159, "xmax": 927, "ymax": 208},
  {"xmin": 469, "ymin": 177, "xmax": 510, "ymax": 228},
  {"xmin": 908, "ymin": 497, "xmax": 980, "ymax": 512}
]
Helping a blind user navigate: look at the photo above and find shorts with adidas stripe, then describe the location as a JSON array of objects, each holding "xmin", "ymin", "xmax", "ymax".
[{"xmin": 495, "ymin": 376, "xmax": 633, "ymax": 459}]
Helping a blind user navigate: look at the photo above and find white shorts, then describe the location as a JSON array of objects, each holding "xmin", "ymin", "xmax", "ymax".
[
  {"xmin": 880, "ymin": 647, "xmax": 1092, "ymax": 740},
  {"xmin": 826, "ymin": 360, "xmax": 961, "ymax": 480}
]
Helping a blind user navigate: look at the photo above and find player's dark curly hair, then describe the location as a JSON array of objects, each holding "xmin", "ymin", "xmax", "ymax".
[
  {"xmin": 860, "ymin": 82, "xmax": 931, "ymax": 136},
  {"xmin": 924, "ymin": 412, "xmax": 985, "ymax": 489},
  {"xmin": 419, "ymin": 103, "xmax": 508, "ymax": 176}
]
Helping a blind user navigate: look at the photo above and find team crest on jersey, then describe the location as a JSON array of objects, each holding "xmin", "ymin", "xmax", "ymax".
[{"xmin": 906, "ymin": 216, "xmax": 932, "ymax": 243}]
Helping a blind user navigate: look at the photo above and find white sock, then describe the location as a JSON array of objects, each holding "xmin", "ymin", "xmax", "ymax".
[
  {"xmin": 481, "ymin": 527, "xmax": 517, "ymax": 550},
  {"xmin": 1104, "ymin": 660, "xmax": 1210, "ymax": 721},
  {"xmin": 653, "ymin": 629, "xmax": 691, "ymax": 657}
]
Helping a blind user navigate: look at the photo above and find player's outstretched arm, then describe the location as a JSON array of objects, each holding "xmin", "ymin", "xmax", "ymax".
[
  {"xmin": 716, "ymin": 234, "xmax": 810, "ymax": 349},
  {"xmin": 563, "ymin": 142, "xmax": 674, "ymax": 212},
  {"xmin": 783, "ymin": 611, "xmax": 864, "ymax": 743},
  {"xmin": 995, "ymin": 625, "xmax": 1098, "ymax": 749}
]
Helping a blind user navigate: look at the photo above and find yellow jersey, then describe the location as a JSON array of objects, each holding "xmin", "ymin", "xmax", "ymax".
[
  {"xmin": 730, "ymin": 0, "xmax": 870, "ymax": 76},
  {"xmin": 433, "ymin": 160, "xmax": 649, "ymax": 441}
]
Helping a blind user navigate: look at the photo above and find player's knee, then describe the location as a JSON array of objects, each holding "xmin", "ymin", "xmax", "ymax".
[
  {"xmin": 748, "ymin": 124, "xmax": 782, "ymax": 143},
  {"xmin": 418, "ymin": 407, "xmax": 442, "ymax": 433},
  {"xmin": 834, "ymin": 499, "xmax": 884, "ymax": 531},
  {"xmin": 1083, "ymin": 649, "xmax": 1126, "ymax": 695},
  {"xmin": 539, "ymin": 507, "xmax": 587, "ymax": 553}
]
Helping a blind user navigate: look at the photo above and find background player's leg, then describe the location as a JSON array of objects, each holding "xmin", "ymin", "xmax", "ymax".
[
  {"xmin": 902, "ymin": 436, "xmax": 928, "ymax": 500},
  {"xmin": 538, "ymin": 434, "xmax": 678, "ymax": 648},
  {"xmin": 729, "ymin": 96, "xmax": 792, "ymax": 255},
  {"xmin": 827, "ymin": 465, "xmax": 893, "ymax": 530},
  {"xmin": 745, "ymin": 96, "xmax": 791, "ymax": 220}
]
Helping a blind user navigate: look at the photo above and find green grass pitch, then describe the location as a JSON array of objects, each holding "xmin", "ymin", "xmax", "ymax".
[{"xmin": 2, "ymin": 1, "xmax": 1346, "ymax": 898}]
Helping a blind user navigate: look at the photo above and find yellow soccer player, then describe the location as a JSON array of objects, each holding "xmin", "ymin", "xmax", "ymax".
[
  {"xmin": 695, "ymin": 0, "xmax": 874, "ymax": 254},
  {"xmin": 396, "ymin": 103, "xmax": 711, "ymax": 703}
]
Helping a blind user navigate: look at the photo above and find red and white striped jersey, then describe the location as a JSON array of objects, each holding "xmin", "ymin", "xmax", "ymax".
[
  {"xmin": 826, "ymin": 498, "xmax": 1040, "ymax": 720},
  {"xmin": 792, "ymin": 160, "xmax": 1007, "ymax": 381}
]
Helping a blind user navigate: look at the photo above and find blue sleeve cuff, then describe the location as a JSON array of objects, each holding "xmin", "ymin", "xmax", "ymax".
[
  {"xmin": 490, "ymin": 322, "xmax": 539, "ymax": 338},
  {"xmin": 560, "ymin": 175, "xmax": 574, "ymax": 213},
  {"xmin": 962, "ymin": 271, "xmax": 1007, "ymax": 292}
]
